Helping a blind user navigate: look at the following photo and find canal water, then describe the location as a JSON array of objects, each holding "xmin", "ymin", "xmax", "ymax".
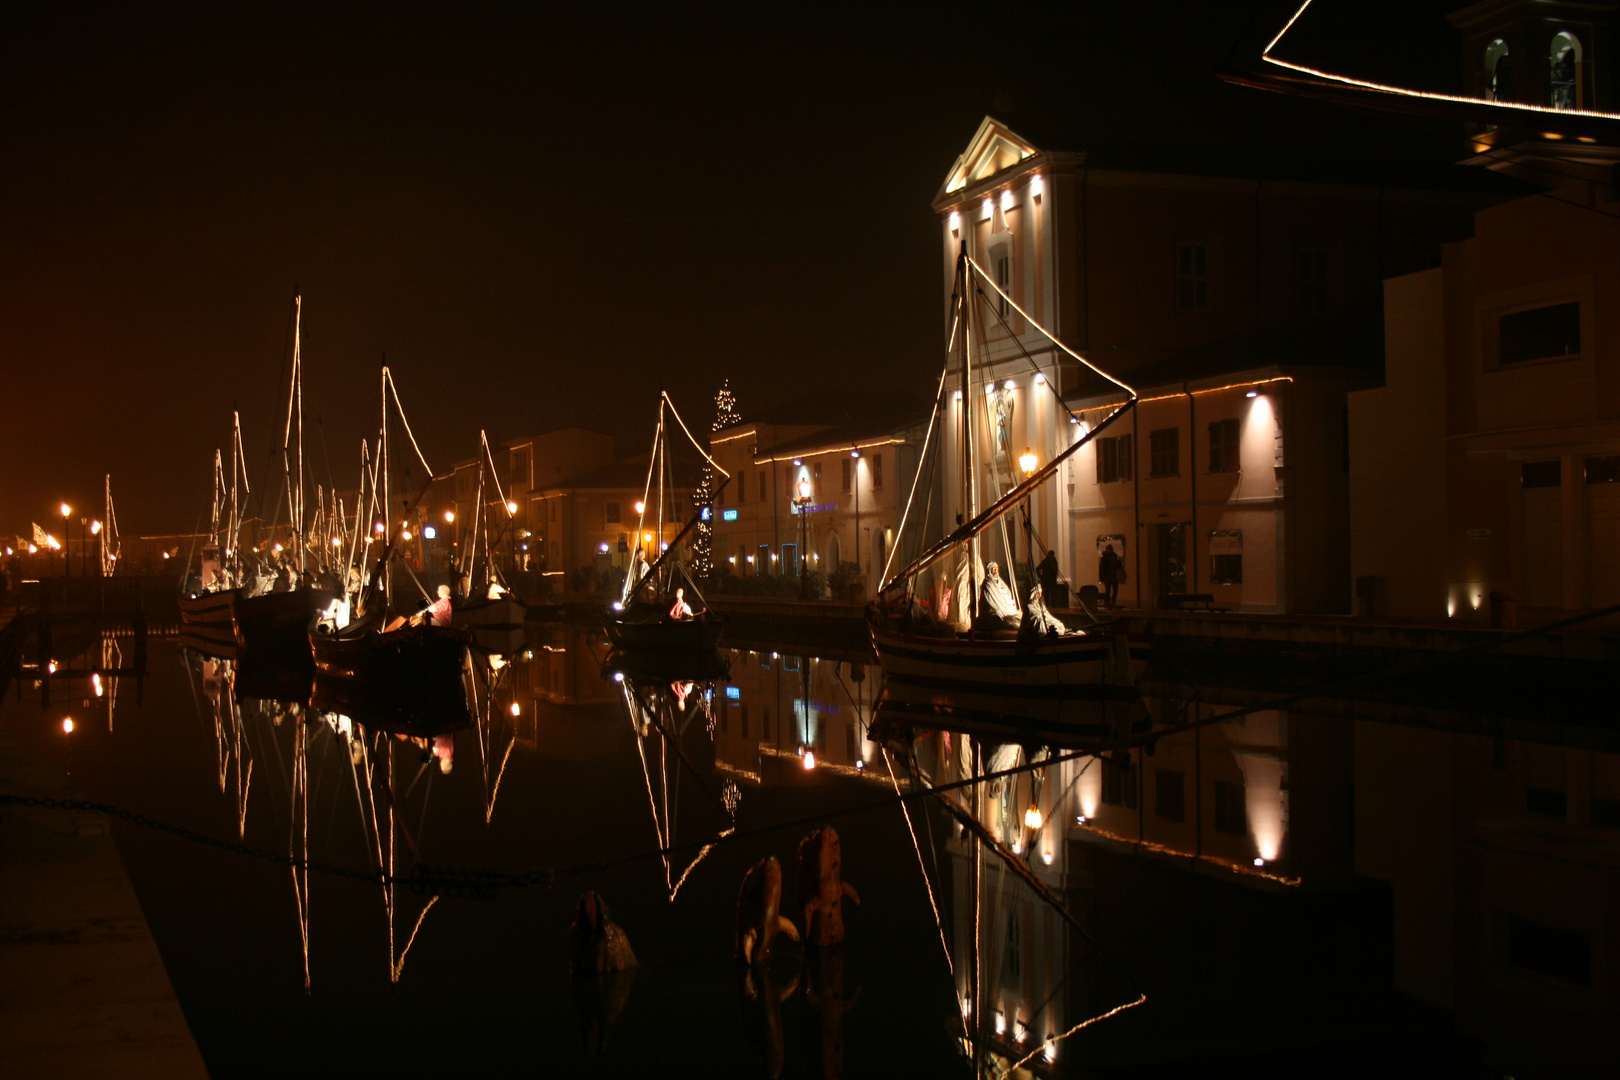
[{"xmin": 2, "ymin": 621, "xmax": 1613, "ymax": 1078}]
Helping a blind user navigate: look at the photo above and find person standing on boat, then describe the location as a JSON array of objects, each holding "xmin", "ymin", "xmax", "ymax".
[
  {"xmin": 977, "ymin": 562, "xmax": 1021, "ymax": 629},
  {"xmin": 669, "ymin": 587, "xmax": 694, "ymax": 621},
  {"xmin": 1099, "ymin": 544, "xmax": 1122, "ymax": 607}
]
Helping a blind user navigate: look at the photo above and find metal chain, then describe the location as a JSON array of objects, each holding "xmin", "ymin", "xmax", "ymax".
[{"xmin": 0, "ymin": 793, "xmax": 532, "ymax": 899}]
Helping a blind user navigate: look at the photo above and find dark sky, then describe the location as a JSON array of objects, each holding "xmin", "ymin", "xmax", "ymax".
[{"xmin": 2, "ymin": 1, "xmax": 1465, "ymax": 536}]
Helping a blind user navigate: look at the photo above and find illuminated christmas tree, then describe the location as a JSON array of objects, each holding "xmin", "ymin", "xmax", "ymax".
[{"xmin": 694, "ymin": 379, "xmax": 740, "ymax": 581}]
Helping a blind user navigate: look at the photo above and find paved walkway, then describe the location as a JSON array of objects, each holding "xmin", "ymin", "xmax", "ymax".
[{"xmin": 0, "ymin": 736, "xmax": 209, "ymax": 1079}]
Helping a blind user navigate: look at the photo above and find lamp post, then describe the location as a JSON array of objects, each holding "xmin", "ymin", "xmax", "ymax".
[
  {"xmin": 90, "ymin": 519, "xmax": 102, "ymax": 577},
  {"xmin": 851, "ymin": 450, "xmax": 861, "ymax": 592},
  {"xmin": 60, "ymin": 503, "xmax": 72, "ymax": 578},
  {"xmin": 1019, "ymin": 448, "xmax": 1038, "ymax": 606},
  {"xmin": 795, "ymin": 476, "xmax": 813, "ymax": 599}
]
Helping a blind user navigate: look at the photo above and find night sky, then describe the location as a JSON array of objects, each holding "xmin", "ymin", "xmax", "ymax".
[{"xmin": 3, "ymin": 2, "xmax": 1464, "ymax": 535}]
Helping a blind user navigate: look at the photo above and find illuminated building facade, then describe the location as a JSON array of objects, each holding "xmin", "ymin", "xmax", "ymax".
[
  {"xmin": 930, "ymin": 116, "xmax": 1516, "ymax": 611},
  {"xmin": 1351, "ymin": 6, "xmax": 1620, "ymax": 620},
  {"xmin": 424, "ymin": 427, "xmax": 616, "ymax": 577},
  {"xmin": 533, "ymin": 455, "xmax": 698, "ymax": 589},
  {"xmin": 709, "ymin": 412, "xmax": 924, "ymax": 593}
]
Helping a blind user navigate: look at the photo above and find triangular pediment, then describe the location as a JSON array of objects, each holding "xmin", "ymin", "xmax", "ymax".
[{"xmin": 938, "ymin": 117, "xmax": 1041, "ymax": 201}]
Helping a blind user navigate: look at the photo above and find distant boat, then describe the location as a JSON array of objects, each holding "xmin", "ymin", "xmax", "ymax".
[
  {"xmin": 869, "ymin": 248, "xmax": 1147, "ymax": 691},
  {"xmin": 307, "ymin": 364, "xmax": 468, "ymax": 719},
  {"xmin": 604, "ymin": 392, "xmax": 729, "ymax": 657}
]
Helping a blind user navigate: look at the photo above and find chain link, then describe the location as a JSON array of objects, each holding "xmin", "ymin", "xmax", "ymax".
[{"xmin": 0, "ymin": 793, "xmax": 526, "ymax": 898}]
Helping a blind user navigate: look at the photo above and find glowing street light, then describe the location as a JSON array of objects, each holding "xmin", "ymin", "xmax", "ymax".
[
  {"xmin": 506, "ymin": 501, "xmax": 518, "ymax": 515},
  {"xmin": 633, "ymin": 500, "xmax": 645, "ymax": 515},
  {"xmin": 1019, "ymin": 448, "xmax": 1038, "ymax": 478},
  {"xmin": 444, "ymin": 510, "xmax": 456, "ymax": 523}
]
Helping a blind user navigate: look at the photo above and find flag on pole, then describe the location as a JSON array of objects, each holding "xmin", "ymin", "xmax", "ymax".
[{"xmin": 32, "ymin": 523, "xmax": 48, "ymax": 547}]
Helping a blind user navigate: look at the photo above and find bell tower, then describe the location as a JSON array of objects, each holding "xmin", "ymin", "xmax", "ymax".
[{"xmin": 1448, "ymin": 1, "xmax": 1615, "ymax": 114}]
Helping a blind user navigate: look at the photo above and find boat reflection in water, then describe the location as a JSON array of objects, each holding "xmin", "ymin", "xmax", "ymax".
[
  {"xmin": 610, "ymin": 657, "xmax": 736, "ymax": 899},
  {"xmin": 178, "ymin": 628, "xmax": 485, "ymax": 989},
  {"xmin": 46, "ymin": 622, "xmax": 1614, "ymax": 1076}
]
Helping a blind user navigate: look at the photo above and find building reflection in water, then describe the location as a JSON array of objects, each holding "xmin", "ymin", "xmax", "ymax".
[
  {"xmin": 49, "ymin": 622, "xmax": 1613, "ymax": 1074},
  {"xmin": 708, "ymin": 641, "xmax": 1618, "ymax": 1076}
]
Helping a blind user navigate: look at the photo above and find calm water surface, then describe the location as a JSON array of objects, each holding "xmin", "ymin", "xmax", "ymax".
[{"xmin": 4, "ymin": 622, "xmax": 1613, "ymax": 1078}]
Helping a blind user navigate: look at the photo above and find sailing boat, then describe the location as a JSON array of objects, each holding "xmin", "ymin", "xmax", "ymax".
[
  {"xmin": 870, "ymin": 249, "xmax": 1149, "ymax": 692},
  {"xmin": 309, "ymin": 365, "xmax": 470, "ymax": 725},
  {"xmin": 232, "ymin": 298, "xmax": 338, "ymax": 654},
  {"xmin": 604, "ymin": 392, "xmax": 728, "ymax": 658},
  {"xmin": 176, "ymin": 434, "xmax": 245, "ymax": 648},
  {"xmin": 448, "ymin": 430, "xmax": 528, "ymax": 629}
]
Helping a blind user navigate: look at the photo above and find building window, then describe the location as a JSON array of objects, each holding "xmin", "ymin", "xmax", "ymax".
[
  {"xmin": 996, "ymin": 254, "xmax": 1011, "ymax": 317},
  {"xmin": 1508, "ymin": 913, "xmax": 1590, "ymax": 985},
  {"xmin": 1486, "ymin": 39, "xmax": 1511, "ymax": 101},
  {"xmin": 1155, "ymin": 768, "xmax": 1185, "ymax": 822},
  {"xmin": 1210, "ymin": 530, "xmax": 1243, "ymax": 586},
  {"xmin": 1500, "ymin": 301, "xmax": 1579, "ymax": 365},
  {"xmin": 1550, "ymin": 32, "xmax": 1581, "ymax": 110},
  {"xmin": 1003, "ymin": 911, "xmax": 1021, "ymax": 980},
  {"xmin": 1176, "ymin": 244, "xmax": 1210, "ymax": 311},
  {"xmin": 1096, "ymin": 435, "xmax": 1132, "ymax": 484},
  {"xmin": 841, "ymin": 458, "xmax": 852, "ymax": 493},
  {"xmin": 813, "ymin": 462, "xmax": 822, "ymax": 496},
  {"xmin": 740, "ymin": 703, "xmax": 748, "ymax": 739},
  {"xmin": 1101, "ymin": 757, "xmax": 1136, "ymax": 809},
  {"xmin": 1208, "ymin": 419, "xmax": 1240, "ymax": 473},
  {"xmin": 1591, "ymin": 797, "xmax": 1620, "ymax": 828},
  {"xmin": 1526, "ymin": 786, "xmax": 1567, "ymax": 818},
  {"xmin": 1213, "ymin": 781, "xmax": 1247, "ymax": 834},
  {"xmin": 604, "ymin": 501, "xmax": 621, "ymax": 525},
  {"xmin": 871, "ymin": 453, "xmax": 883, "ymax": 490},
  {"xmin": 1521, "ymin": 461, "xmax": 1561, "ymax": 489},
  {"xmin": 1149, "ymin": 428, "xmax": 1180, "ymax": 478},
  {"xmin": 1585, "ymin": 455, "xmax": 1620, "ymax": 484},
  {"xmin": 738, "ymin": 471, "xmax": 746, "ymax": 503},
  {"xmin": 758, "ymin": 470, "xmax": 767, "ymax": 502},
  {"xmin": 511, "ymin": 448, "xmax": 529, "ymax": 485},
  {"xmin": 1297, "ymin": 248, "xmax": 1328, "ymax": 314},
  {"xmin": 757, "ymin": 544, "xmax": 771, "ymax": 576}
]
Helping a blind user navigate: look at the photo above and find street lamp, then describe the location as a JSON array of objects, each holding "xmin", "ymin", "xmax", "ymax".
[
  {"xmin": 795, "ymin": 475, "xmax": 813, "ymax": 598},
  {"xmin": 60, "ymin": 503, "xmax": 71, "ymax": 578},
  {"xmin": 1018, "ymin": 448, "xmax": 1038, "ymax": 606}
]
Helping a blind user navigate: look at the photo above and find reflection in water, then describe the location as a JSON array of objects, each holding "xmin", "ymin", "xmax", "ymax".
[
  {"xmin": 569, "ymin": 891, "xmax": 638, "ymax": 1054},
  {"xmin": 615, "ymin": 662, "xmax": 736, "ymax": 900},
  {"xmin": 15, "ymin": 621, "xmax": 1616, "ymax": 1076}
]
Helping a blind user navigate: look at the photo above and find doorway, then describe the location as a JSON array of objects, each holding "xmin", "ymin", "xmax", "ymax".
[{"xmin": 1153, "ymin": 522, "xmax": 1189, "ymax": 605}]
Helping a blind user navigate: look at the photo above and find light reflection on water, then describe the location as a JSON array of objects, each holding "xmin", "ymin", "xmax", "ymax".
[{"xmin": 4, "ymin": 623, "xmax": 1615, "ymax": 1077}]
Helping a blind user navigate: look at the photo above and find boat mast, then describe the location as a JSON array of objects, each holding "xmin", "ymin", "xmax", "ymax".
[
  {"xmin": 957, "ymin": 247, "xmax": 979, "ymax": 625},
  {"xmin": 381, "ymin": 361, "xmax": 391, "ymax": 607}
]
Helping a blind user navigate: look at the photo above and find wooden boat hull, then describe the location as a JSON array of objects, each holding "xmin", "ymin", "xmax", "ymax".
[
  {"xmin": 868, "ymin": 616, "xmax": 1147, "ymax": 691},
  {"xmin": 234, "ymin": 586, "xmax": 338, "ymax": 654},
  {"xmin": 873, "ymin": 676, "xmax": 1148, "ymax": 749},
  {"xmin": 178, "ymin": 590, "xmax": 236, "ymax": 643},
  {"xmin": 603, "ymin": 646, "xmax": 730, "ymax": 685},
  {"xmin": 309, "ymin": 615, "xmax": 471, "ymax": 728},
  {"xmin": 452, "ymin": 595, "xmax": 527, "ymax": 629},
  {"xmin": 604, "ymin": 615, "xmax": 723, "ymax": 653}
]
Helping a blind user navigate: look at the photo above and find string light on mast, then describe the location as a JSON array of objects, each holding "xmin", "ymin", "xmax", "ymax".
[{"xmin": 694, "ymin": 379, "xmax": 741, "ymax": 582}]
